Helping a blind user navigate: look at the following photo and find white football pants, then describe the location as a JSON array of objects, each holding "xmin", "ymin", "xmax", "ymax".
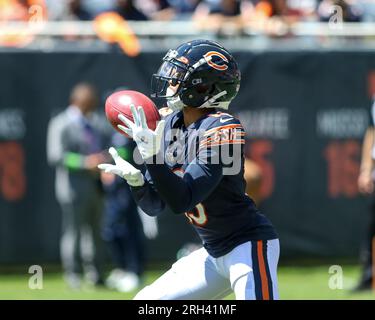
[{"xmin": 134, "ymin": 239, "xmax": 280, "ymax": 300}]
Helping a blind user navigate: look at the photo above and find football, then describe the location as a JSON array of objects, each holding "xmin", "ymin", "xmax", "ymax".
[{"xmin": 105, "ymin": 90, "xmax": 161, "ymax": 138}]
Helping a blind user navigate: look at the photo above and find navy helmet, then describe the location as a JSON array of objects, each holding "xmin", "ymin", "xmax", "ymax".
[{"xmin": 151, "ymin": 39, "xmax": 241, "ymax": 111}]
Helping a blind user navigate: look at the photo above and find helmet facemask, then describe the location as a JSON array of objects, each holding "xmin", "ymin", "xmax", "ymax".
[
  {"xmin": 151, "ymin": 50, "xmax": 191, "ymax": 111},
  {"xmin": 151, "ymin": 49, "xmax": 215, "ymax": 111}
]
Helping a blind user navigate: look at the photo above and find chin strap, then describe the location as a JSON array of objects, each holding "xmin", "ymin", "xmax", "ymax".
[
  {"xmin": 198, "ymin": 91, "xmax": 228, "ymax": 109},
  {"xmin": 167, "ymin": 90, "xmax": 229, "ymax": 111},
  {"xmin": 167, "ymin": 95, "xmax": 185, "ymax": 111}
]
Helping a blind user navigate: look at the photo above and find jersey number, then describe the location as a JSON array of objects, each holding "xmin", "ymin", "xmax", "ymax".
[{"xmin": 173, "ymin": 168, "xmax": 208, "ymax": 226}]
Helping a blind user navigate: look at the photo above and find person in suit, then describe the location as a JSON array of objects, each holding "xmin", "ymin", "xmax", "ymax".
[{"xmin": 47, "ymin": 82, "xmax": 109, "ymax": 289}]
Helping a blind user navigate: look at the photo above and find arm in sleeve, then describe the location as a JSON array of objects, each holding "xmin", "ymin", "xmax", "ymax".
[
  {"xmin": 130, "ymin": 170, "xmax": 166, "ymax": 217},
  {"xmin": 145, "ymin": 148, "xmax": 223, "ymax": 214},
  {"xmin": 143, "ymin": 119, "xmax": 245, "ymax": 214},
  {"xmin": 46, "ymin": 116, "xmax": 87, "ymax": 170},
  {"xmin": 47, "ymin": 116, "xmax": 65, "ymax": 167}
]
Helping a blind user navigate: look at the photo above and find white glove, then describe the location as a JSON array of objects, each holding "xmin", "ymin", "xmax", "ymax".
[
  {"xmin": 117, "ymin": 104, "xmax": 165, "ymax": 160},
  {"xmin": 137, "ymin": 207, "xmax": 159, "ymax": 240},
  {"xmin": 97, "ymin": 147, "xmax": 144, "ymax": 187}
]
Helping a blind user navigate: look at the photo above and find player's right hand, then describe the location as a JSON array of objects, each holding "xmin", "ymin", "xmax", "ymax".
[
  {"xmin": 98, "ymin": 147, "xmax": 144, "ymax": 187},
  {"xmin": 117, "ymin": 105, "xmax": 165, "ymax": 160}
]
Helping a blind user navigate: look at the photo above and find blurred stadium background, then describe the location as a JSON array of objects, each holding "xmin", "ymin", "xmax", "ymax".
[{"xmin": 1, "ymin": 0, "xmax": 375, "ymax": 299}]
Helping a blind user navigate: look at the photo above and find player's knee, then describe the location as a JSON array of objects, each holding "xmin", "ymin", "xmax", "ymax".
[{"xmin": 232, "ymin": 273, "xmax": 256, "ymax": 300}]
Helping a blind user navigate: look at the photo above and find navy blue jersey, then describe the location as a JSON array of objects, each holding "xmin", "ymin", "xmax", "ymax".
[{"xmin": 132, "ymin": 109, "xmax": 278, "ymax": 258}]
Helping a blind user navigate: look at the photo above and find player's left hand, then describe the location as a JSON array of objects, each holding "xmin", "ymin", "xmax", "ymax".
[
  {"xmin": 117, "ymin": 104, "xmax": 165, "ymax": 160},
  {"xmin": 98, "ymin": 147, "xmax": 144, "ymax": 187}
]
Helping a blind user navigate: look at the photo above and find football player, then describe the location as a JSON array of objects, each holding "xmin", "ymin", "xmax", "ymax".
[{"xmin": 98, "ymin": 39, "xmax": 279, "ymax": 300}]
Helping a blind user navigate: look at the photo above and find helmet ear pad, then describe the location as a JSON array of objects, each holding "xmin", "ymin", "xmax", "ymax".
[{"xmin": 196, "ymin": 83, "xmax": 214, "ymax": 94}]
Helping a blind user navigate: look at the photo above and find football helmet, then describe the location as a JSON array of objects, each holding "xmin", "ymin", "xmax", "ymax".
[{"xmin": 151, "ymin": 39, "xmax": 241, "ymax": 111}]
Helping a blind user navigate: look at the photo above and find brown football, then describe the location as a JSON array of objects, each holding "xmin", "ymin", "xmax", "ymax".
[{"xmin": 105, "ymin": 90, "xmax": 161, "ymax": 138}]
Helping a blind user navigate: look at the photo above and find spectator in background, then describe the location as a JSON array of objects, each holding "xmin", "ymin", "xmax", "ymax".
[
  {"xmin": 318, "ymin": 0, "xmax": 363, "ymax": 22},
  {"xmin": 101, "ymin": 132, "xmax": 158, "ymax": 292},
  {"xmin": 168, "ymin": 0, "xmax": 201, "ymax": 19},
  {"xmin": 47, "ymin": 83, "xmax": 109, "ymax": 289},
  {"xmin": 354, "ymin": 95, "xmax": 375, "ymax": 292},
  {"xmin": 357, "ymin": 0, "xmax": 375, "ymax": 22},
  {"xmin": 115, "ymin": 0, "xmax": 148, "ymax": 20},
  {"xmin": 197, "ymin": 0, "xmax": 243, "ymax": 17},
  {"xmin": 46, "ymin": 0, "xmax": 92, "ymax": 20},
  {"xmin": 242, "ymin": 0, "xmax": 291, "ymax": 35},
  {"xmin": 249, "ymin": 0, "xmax": 289, "ymax": 18},
  {"xmin": 0, "ymin": 0, "xmax": 29, "ymax": 21},
  {"xmin": 151, "ymin": 0, "xmax": 201, "ymax": 20},
  {"xmin": 193, "ymin": 0, "xmax": 298, "ymax": 36},
  {"xmin": 80, "ymin": 0, "xmax": 117, "ymax": 17},
  {"xmin": 0, "ymin": 0, "xmax": 48, "ymax": 21},
  {"xmin": 194, "ymin": 0, "xmax": 251, "ymax": 33},
  {"xmin": 284, "ymin": 0, "xmax": 317, "ymax": 21},
  {"xmin": 133, "ymin": 0, "xmax": 171, "ymax": 20},
  {"xmin": 246, "ymin": 0, "xmax": 317, "ymax": 22},
  {"xmin": 0, "ymin": 0, "xmax": 48, "ymax": 47}
]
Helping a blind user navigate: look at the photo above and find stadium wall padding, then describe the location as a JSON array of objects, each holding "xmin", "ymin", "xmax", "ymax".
[{"xmin": 1, "ymin": 50, "xmax": 375, "ymax": 265}]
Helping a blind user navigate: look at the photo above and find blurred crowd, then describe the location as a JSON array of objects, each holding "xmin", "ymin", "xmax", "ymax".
[
  {"xmin": 1, "ymin": 0, "xmax": 375, "ymax": 42},
  {"xmin": 1, "ymin": 0, "xmax": 375, "ymax": 24}
]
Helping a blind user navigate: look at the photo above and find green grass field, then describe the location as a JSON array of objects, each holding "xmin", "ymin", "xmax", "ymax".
[{"xmin": 0, "ymin": 264, "xmax": 374, "ymax": 300}]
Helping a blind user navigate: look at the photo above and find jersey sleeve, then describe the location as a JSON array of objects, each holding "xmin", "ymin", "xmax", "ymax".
[
  {"xmin": 197, "ymin": 115, "xmax": 245, "ymax": 175},
  {"xmin": 130, "ymin": 169, "xmax": 166, "ymax": 217},
  {"xmin": 143, "ymin": 114, "xmax": 245, "ymax": 214},
  {"xmin": 144, "ymin": 155, "xmax": 222, "ymax": 215}
]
